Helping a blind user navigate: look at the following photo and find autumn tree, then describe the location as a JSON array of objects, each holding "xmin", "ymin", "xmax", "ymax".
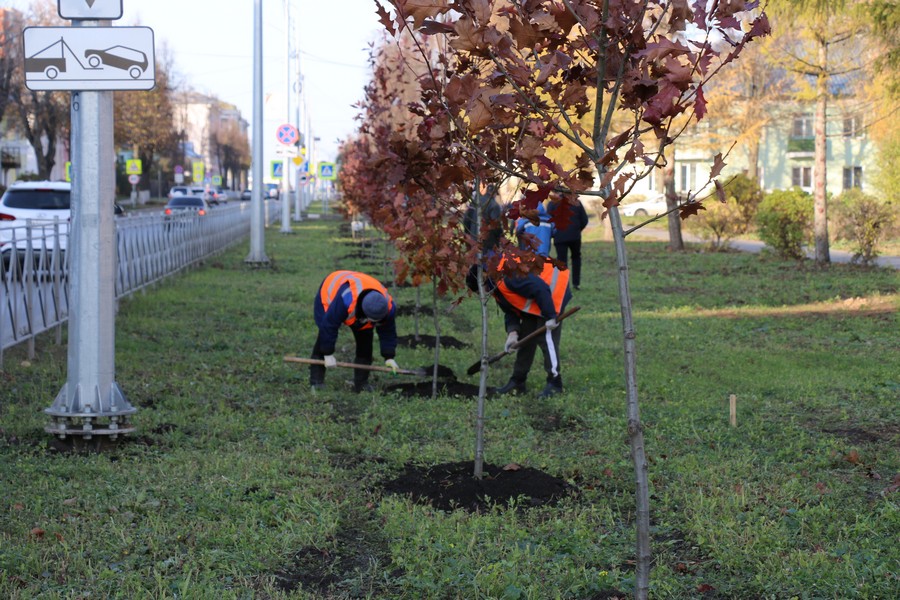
[
  {"xmin": 114, "ymin": 53, "xmax": 178, "ymax": 192},
  {"xmin": 0, "ymin": 10, "xmax": 21, "ymax": 129},
  {"xmin": 376, "ymin": 1, "xmax": 770, "ymax": 596},
  {"xmin": 8, "ymin": 0, "xmax": 69, "ymax": 179}
]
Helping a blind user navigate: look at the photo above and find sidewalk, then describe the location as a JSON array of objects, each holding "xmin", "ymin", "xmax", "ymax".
[{"xmin": 622, "ymin": 226, "xmax": 900, "ymax": 270}]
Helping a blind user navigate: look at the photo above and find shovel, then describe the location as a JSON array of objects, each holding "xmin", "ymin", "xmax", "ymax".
[
  {"xmin": 283, "ymin": 355, "xmax": 428, "ymax": 376},
  {"xmin": 465, "ymin": 305, "xmax": 581, "ymax": 376}
]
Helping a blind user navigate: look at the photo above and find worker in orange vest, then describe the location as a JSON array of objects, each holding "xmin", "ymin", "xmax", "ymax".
[
  {"xmin": 467, "ymin": 255, "xmax": 572, "ymax": 398},
  {"xmin": 311, "ymin": 270, "xmax": 399, "ymax": 392}
]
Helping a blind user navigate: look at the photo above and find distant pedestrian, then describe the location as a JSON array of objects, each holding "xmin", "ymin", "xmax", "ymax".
[
  {"xmin": 548, "ymin": 195, "xmax": 589, "ymax": 290},
  {"xmin": 467, "ymin": 254, "xmax": 572, "ymax": 398},
  {"xmin": 310, "ymin": 270, "xmax": 400, "ymax": 392},
  {"xmin": 515, "ymin": 200, "xmax": 555, "ymax": 257},
  {"xmin": 463, "ymin": 181, "xmax": 503, "ymax": 255}
]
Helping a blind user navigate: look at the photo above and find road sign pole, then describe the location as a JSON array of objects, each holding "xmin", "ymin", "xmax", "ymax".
[
  {"xmin": 46, "ymin": 18, "xmax": 136, "ymax": 439},
  {"xmin": 280, "ymin": 0, "xmax": 292, "ymax": 234},
  {"xmin": 245, "ymin": 0, "xmax": 269, "ymax": 265}
]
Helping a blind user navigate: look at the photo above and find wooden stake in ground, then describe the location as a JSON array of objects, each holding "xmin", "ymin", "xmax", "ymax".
[{"xmin": 729, "ymin": 394, "xmax": 737, "ymax": 427}]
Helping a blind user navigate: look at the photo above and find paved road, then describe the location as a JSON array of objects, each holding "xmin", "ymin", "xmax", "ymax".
[{"xmin": 622, "ymin": 226, "xmax": 900, "ymax": 270}]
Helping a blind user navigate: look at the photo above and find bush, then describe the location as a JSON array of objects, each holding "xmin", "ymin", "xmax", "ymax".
[
  {"xmin": 686, "ymin": 197, "xmax": 744, "ymax": 251},
  {"xmin": 832, "ymin": 189, "xmax": 897, "ymax": 265},
  {"xmin": 723, "ymin": 173, "xmax": 764, "ymax": 232},
  {"xmin": 756, "ymin": 188, "xmax": 813, "ymax": 259}
]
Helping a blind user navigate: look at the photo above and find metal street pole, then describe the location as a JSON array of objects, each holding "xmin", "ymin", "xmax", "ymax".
[
  {"xmin": 246, "ymin": 0, "xmax": 269, "ymax": 264},
  {"xmin": 279, "ymin": 0, "xmax": 292, "ymax": 234},
  {"xmin": 46, "ymin": 19, "xmax": 136, "ymax": 439}
]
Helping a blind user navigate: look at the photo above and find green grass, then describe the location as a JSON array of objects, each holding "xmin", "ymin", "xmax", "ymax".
[{"xmin": 1, "ymin": 221, "xmax": 898, "ymax": 599}]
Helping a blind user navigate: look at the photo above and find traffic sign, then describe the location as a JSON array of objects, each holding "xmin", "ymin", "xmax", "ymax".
[
  {"xmin": 125, "ymin": 159, "xmax": 142, "ymax": 175},
  {"xmin": 271, "ymin": 161, "xmax": 283, "ymax": 179},
  {"xmin": 299, "ymin": 174, "xmax": 309, "ymax": 185},
  {"xmin": 174, "ymin": 165, "xmax": 184, "ymax": 175},
  {"xmin": 23, "ymin": 26, "xmax": 155, "ymax": 91},
  {"xmin": 192, "ymin": 161, "xmax": 205, "ymax": 184},
  {"xmin": 127, "ymin": 174, "xmax": 140, "ymax": 185},
  {"xmin": 58, "ymin": 0, "xmax": 123, "ymax": 20},
  {"xmin": 318, "ymin": 162, "xmax": 337, "ymax": 181},
  {"xmin": 212, "ymin": 175, "xmax": 222, "ymax": 186},
  {"xmin": 276, "ymin": 123, "xmax": 299, "ymax": 146}
]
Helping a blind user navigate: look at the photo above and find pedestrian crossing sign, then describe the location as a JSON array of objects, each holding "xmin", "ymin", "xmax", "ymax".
[{"xmin": 271, "ymin": 161, "xmax": 283, "ymax": 179}]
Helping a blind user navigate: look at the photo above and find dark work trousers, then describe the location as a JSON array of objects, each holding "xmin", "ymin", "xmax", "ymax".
[
  {"xmin": 555, "ymin": 239, "xmax": 582, "ymax": 288},
  {"xmin": 310, "ymin": 327, "xmax": 375, "ymax": 387},
  {"xmin": 509, "ymin": 315, "xmax": 563, "ymax": 388}
]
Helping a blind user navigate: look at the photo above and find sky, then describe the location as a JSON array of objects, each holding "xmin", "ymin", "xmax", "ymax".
[{"xmin": 9, "ymin": 0, "xmax": 387, "ymax": 174}]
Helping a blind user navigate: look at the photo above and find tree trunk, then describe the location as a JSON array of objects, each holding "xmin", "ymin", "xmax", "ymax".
[
  {"xmin": 663, "ymin": 161, "xmax": 684, "ymax": 251},
  {"xmin": 608, "ymin": 206, "xmax": 652, "ymax": 600},
  {"xmin": 813, "ymin": 38, "xmax": 831, "ymax": 264},
  {"xmin": 473, "ymin": 263, "xmax": 489, "ymax": 480},
  {"xmin": 431, "ymin": 277, "xmax": 441, "ymax": 401},
  {"xmin": 746, "ymin": 137, "xmax": 760, "ymax": 184}
]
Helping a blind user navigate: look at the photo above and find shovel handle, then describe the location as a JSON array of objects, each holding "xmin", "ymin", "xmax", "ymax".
[
  {"xmin": 466, "ymin": 305, "xmax": 581, "ymax": 375},
  {"xmin": 283, "ymin": 356, "xmax": 421, "ymax": 375}
]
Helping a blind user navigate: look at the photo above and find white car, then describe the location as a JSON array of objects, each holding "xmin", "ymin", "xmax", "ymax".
[
  {"xmin": 619, "ymin": 194, "xmax": 669, "ymax": 217},
  {"xmin": 0, "ymin": 181, "xmax": 72, "ymax": 257}
]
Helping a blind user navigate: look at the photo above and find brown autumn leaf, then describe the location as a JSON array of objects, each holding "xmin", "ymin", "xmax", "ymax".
[
  {"xmin": 62, "ymin": 497, "xmax": 77, "ymax": 506},
  {"xmin": 450, "ymin": 16, "xmax": 484, "ymax": 53},
  {"xmin": 375, "ymin": 4, "xmax": 396, "ymax": 37},
  {"xmin": 714, "ymin": 179, "xmax": 726, "ymax": 203},
  {"xmin": 13, "ymin": 503, "xmax": 24, "ymax": 511},
  {"xmin": 30, "ymin": 527, "xmax": 45, "ymax": 539},
  {"xmin": 502, "ymin": 463, "xmax": 522, "ymax": 471},
  {"xmin": 679, "ymin": 201, "xmax": 706, "ymax": 220},
  {"xmin": 400, "ymin": 0, "xmax": 449, "ymax": 30},
  {"xmin": 54, "ymin": 532, "xmax": 65, "ymax": 542},
  {"xmin": 844, "ymin": 449, "xmax": 861, "ymax": 465},
  {"xmin": 709, "ymin": 152, "xmax": 727, "ymax": 178}
]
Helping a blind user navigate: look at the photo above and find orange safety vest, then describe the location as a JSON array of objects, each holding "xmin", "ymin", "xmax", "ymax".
[
  {"xmin": 495, "ymin": 259, "xmax": 569, "ymax": 317},
  {"xmin": 320, "ymin": 271, "xmax": 393, "ymax": 329}
]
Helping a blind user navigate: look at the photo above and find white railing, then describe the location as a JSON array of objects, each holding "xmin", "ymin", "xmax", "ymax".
[{"xmin": 1, "ymin": 201, "xmax": 278, "ymax": 365}]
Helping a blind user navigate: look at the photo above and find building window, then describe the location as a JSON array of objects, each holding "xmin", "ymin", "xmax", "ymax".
[
  {"xmin": 679, "ymin": 164, "xmax": 691, "ymax": 192},
  {"xmin": 791, "ymin": 115, "xmax": 813, "ymax": 139},
  {"xmin": 842, "ymin": 115, "xmax": 862, "ymax": 138},
  {"xmin": 791, "ymin": 166, "xmax": 812, "ymax": 189},
  {"xmin": 843, "ymin": 166, "xmax": 862, "ymax": 190}
]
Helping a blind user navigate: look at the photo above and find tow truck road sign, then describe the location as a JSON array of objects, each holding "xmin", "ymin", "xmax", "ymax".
[
  {"xmin": 23, "ymin": 26, "xmax": 155, "ymax": 91},
  {"xmin": 58, "ymin": 0, "xmax": 123, "ymax": 20}
]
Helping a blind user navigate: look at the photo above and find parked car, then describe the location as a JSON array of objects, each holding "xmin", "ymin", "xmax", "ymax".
[
  {"xmin": 164, "ymin": 196, "xmax": 209, "ymax": 217},
  {"xmin": 265, "ymin": 183, "xmax": 280, "ymax": 199},
  {"xmin": 209, "ymin": 187, "xmax": 229, "ymax": 205},
  {"xmin": 240, "ymin": 189, "xmax": 252, "ymax": 201},
  {"xmin": 1, "ymin": 181, "xmax": 72, "ymax": 259},
  {"xmin": 620, "ymin": 194, "xmax": 669, "ymax": 217}
]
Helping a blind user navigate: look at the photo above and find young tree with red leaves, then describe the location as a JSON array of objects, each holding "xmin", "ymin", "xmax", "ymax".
[{"xmin": 374, "ymin": 1, "xmax": 770, "ymax": 596}]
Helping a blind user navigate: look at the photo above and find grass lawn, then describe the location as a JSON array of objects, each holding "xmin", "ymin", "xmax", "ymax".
[{"xmin": 1, "ymin": 219, "xmax": 898, "ymax": 599}]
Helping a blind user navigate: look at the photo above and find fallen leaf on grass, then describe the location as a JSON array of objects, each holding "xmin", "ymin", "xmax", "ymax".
[
  {"xmin": 62, "ymin": 497, "xmax": 77, "ymax": 506},
  {"xmin": 696, "ymin": 583, "xmax": 716, "ymax": 593},
  {"xmin": 30, "ymin": 527, "xmax": 45, "ymax": 539},
  {"xmin": 503, "ymin": 463, "xmax": 522, "ymax": 471},
  {"xmin": 844, "ymin": 449, "xmax": 861, "ymax": 465},
  {"xmin": 13, "ymin": 503, "xmax": 24, "ymax": 511}
]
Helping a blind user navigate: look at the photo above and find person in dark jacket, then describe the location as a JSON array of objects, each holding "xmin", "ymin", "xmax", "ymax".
[
  {"xmin": 548, "ymin": 195, "xmax": 589, "ymax": 290},
  {"xmin": 463, "ymin": 181, "xmax": 503, "ymax": 255},
  {"xmin": 467, "ymin": 255, "xmax": 572, "ymax": 398},
  {"xmin": 310, "ymin": 270, "xmax": 399, "ymax": 392}
]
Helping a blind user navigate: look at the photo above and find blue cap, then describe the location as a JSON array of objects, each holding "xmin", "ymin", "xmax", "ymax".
[{"xmin": 361, "ymin": 292, "xmax": 389, "ymax": 321}]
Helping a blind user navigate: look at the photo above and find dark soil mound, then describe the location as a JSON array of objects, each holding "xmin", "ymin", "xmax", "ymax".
[
  {"xmin": 382, "ymin": 460, "xmax": 576, "ymax": 512},
  {"xmin": 396, "ymin": 334, "xmax": 468, "ymax": 349},
  {"xmin": 384, "ymin": 380, "xmax": 482, "ymax": 398}
]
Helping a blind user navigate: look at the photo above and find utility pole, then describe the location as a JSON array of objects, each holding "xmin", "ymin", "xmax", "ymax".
[
  {"xmin": 245, "ymin": 0, "xmax": 269, "ymax": 264},
  {"xmin": 279, "ymin": 0, "xmax": 293, "ymax": 234}
]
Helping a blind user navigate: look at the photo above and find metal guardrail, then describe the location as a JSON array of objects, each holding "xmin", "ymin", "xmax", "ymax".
[{"xmin": 1, "ymin": 201, "xmax": 278, "ymax": 366}]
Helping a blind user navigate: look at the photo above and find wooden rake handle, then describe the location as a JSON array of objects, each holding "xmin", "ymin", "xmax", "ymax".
[
  {"xmin": 466, "ymin": 305, "xmax": 581, "ymax": 376},
  {"xmin": 283, "ymin": 355, "xmax": 423, "ymax": 376}
]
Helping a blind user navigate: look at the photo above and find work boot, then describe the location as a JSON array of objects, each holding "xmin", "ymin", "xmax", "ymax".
[
  {"xmin": 495, "ymin": 380, "xmax": 527, "ymax": 395},
  {"xmin": 352, "ymin": 382, "xmax": 375, "ymax": 393},
  {"xmin": 537, "ymin": 382, "xmax": 563, "ymax": 399}
]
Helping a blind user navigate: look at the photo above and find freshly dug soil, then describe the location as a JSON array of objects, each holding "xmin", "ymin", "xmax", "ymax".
[
  {"xmin": 382, "ymin": 460, "xmax": 576, "ymax": 512},
  {"xmin": 384, "ymin": 380, "xmax": 483, "ymax": 398},
  {"xmin": 396, "ymin": 334, "xmax": 468, "ymax": 349}
]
